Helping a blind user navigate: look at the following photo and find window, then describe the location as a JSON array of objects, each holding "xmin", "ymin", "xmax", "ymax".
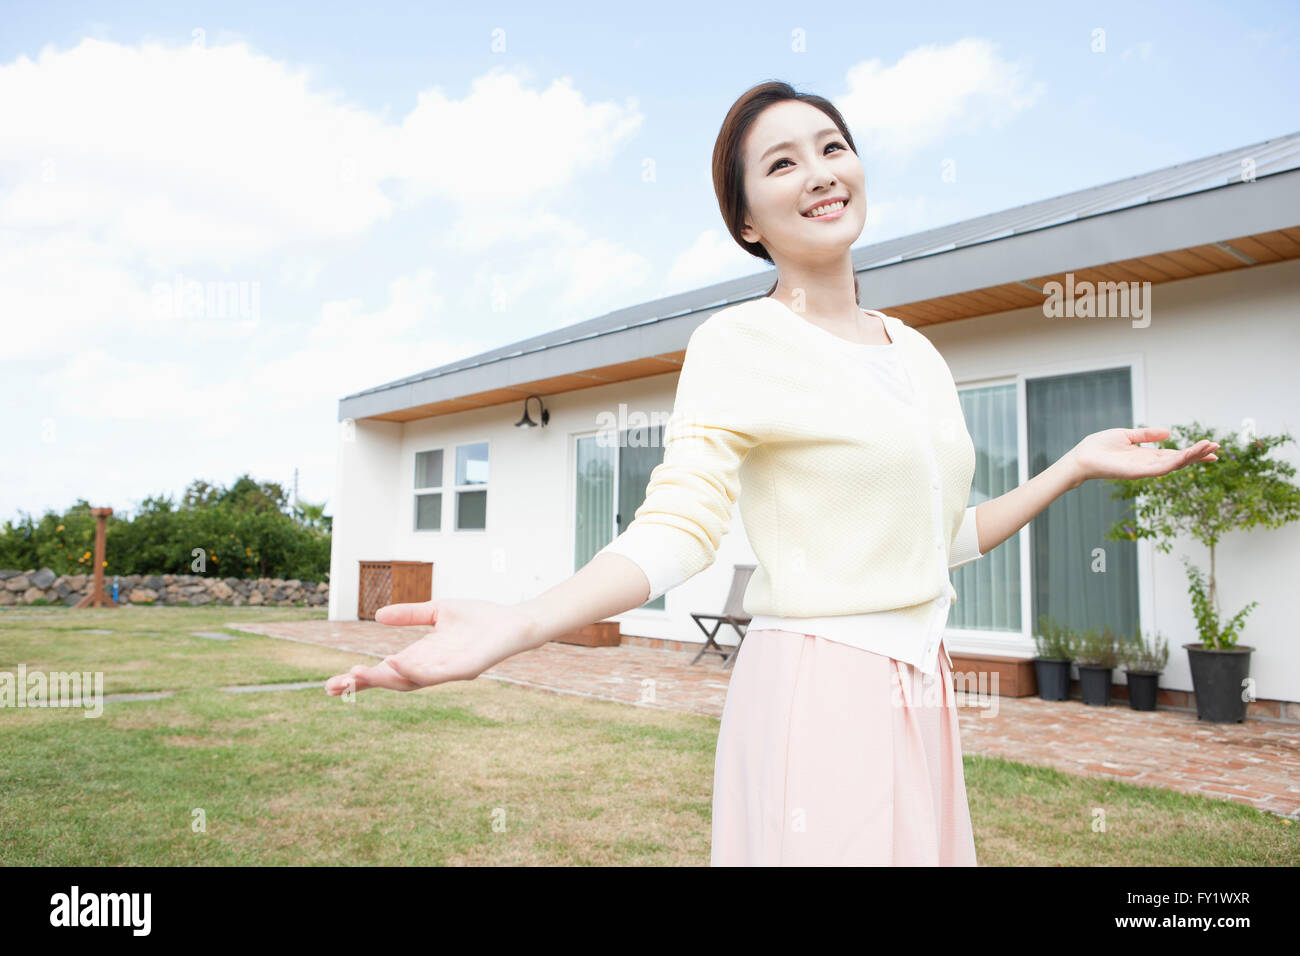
[
  {"xmin": 950, "ymin": 384, "xmax": 1019, "ymax": 631},
  {"xmin": 574, "ymin": 423, "xmax": 666, "ymax": 610},
  {"xmin": 414, "ymin": 449, "xmax": 443, "ymax": 531},
  {"xmin": 950, "ymin": 365, "xmax": 1139, "ymax": 647},
  {"xmin": 1025, "ymin": 367, "xmax": 1137, "ymax": 642},
  {"xmin": 454, "ymin": 441, "xmax": 489, "ymax": 531}
]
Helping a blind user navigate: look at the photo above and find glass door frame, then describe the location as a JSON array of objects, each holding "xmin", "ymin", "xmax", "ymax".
[
  {"xmin": 568, "ymin": 422, "xmax": 670, "ymax": 615},
  {"xmin": 946, "ymin": 345, "xmax": 1152, "ymax": 659}
]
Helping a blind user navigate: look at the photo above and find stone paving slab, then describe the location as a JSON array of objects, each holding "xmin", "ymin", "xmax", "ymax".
[
  {"xmin": 220, "ymin": 681, "xmax": 322, "ymax": 693},
  {"xmin": 229, "ymin": 619, "xmax": 1300, "ymax": 821}
]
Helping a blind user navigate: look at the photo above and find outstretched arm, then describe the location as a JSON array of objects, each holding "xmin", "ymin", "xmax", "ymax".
[
  {"xmin": 324, "ymin": 316, "xmax": 760, "ymax": 697},
  {"xmin": 969, "ymin": 426, "xmax": 1219, "ymax": 556},
  {"xmin": 323, "ymin": 551, "xmax": 652, "ymax": 695}
]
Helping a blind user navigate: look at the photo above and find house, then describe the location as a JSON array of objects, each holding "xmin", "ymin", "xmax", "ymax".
[{"xmin": 331, "ymin": 131, "xmax": 1300, "ymax": 711}]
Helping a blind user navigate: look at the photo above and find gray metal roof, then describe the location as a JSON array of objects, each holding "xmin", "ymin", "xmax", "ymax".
[{"xmin": 340, "ymin": 129, "xmax": 1300, "ymax": 421}]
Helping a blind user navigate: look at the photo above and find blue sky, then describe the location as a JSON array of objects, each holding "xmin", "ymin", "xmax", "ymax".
[{"xmin": 2, "ymin": 0, "xmax": 1298, "ymax": 524}]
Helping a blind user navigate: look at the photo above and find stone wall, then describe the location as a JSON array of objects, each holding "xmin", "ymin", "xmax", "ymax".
[{"xmin": 0, "ymin": 569, "xmax": 328, "ymax": 608}]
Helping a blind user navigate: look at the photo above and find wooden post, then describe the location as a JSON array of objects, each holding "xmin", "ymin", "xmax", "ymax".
[{"xmin": 73, "ymin": 507, "xmax": 119, "ymax": 609}]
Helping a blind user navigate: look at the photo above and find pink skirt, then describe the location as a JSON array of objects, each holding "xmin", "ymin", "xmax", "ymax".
[{"xmin": 710, "ymin": 629, "xmax": 977, "ymax": 866}]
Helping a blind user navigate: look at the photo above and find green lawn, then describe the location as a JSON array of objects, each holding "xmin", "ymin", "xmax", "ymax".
[{"xmin": 1, "ymin": 605, "xmax": 1295, "ymax": 865}]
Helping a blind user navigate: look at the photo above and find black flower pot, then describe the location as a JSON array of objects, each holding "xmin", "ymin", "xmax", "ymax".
[
  {"xmin": 1077, "ymin": 665, "xmax": 1114, "ymax": 705},
  {"xmin": 1185, "ymin": 643, "xmax": 1255, "ymax": 723},
  {"xmin": 1125, "ymin": 671, "xmax": 1160, "ymax": 711},
  {"xmin": 1033, "ymin": 658, "xmax": 1071, "ymax": 701}
]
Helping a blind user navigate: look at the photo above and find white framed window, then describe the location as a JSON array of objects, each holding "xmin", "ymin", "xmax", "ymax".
[
  {"xmin": 414, "ymin": 449, "xmax": 444, "ymax": 532},
  {"xmin": 453, "ymin": 441, "xmax": 490, "ymax": 531}
]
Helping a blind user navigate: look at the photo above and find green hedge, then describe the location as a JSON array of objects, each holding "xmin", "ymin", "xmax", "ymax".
[{"xmin": 0, "ymin": 478, "xmax": 330, "ymax": 582}]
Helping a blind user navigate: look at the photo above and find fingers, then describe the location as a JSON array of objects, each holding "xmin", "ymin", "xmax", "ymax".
[
  {"xmin": 354, "ymin": 659, "xmax": 421, "ymax": 691},
  {"xmin": 375, "ymin": 601, "xmax": 439, "ymax": 627},
  {"xmin": 324, "ymin": 669, "xmax": 363, "ymax": 696},
  {"xmin": 1127, "ymin": 426, "xmax": 1171, "ymax": 444},
  {"xmin": 324, "ymin": 661, "xmax": 420, "ymax": 695},
  {"xmin": 324, "ymin": 602, "xmax": 440, "ymax": 696}
]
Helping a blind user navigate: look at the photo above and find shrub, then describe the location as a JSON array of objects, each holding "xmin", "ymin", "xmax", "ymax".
[
  {"xmin": 1033, "ymin": 615, "xmax": 1072, "ymax": 660},
  {"xmin": 0, "ymin": 477, "xmax": 331, "ymax": 582},
  {"xmin": 1073, "ymin": 625, "xmax": 1119, "ymax": 668}
]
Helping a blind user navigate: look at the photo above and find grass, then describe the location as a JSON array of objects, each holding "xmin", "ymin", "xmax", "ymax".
[{"xmin": 1, "ymin": 605, "xmax": 1296, "ymax": 865}]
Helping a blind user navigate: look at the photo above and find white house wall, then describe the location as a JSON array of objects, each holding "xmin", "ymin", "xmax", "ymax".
[
  {"xmin": 328, "ymin": 418, "xmax": 403, "ymax": 621},
  {"xmin": 329, "ymin": 257, "xmax": 1299, "ymax": 703},
  {"xmin": 925, "ymin": 257, "xmax": 1300, "ymax": 705}
]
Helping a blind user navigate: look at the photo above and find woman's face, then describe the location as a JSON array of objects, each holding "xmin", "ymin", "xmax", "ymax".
[{"xmin": 739, "ymin": 100, "xmax": 867, "ymax": 265}]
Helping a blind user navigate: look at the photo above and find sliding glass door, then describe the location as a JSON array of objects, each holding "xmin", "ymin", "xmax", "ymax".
[
  {"xmin": 952, "ymin": 365, "xmax": 1138, "ymax": 646},
  {"xmin": 1026, "ymin": 367, "xmax": 1137, "ymax": 643},
  {"xmin": 574, "ymin": 423, "xmax": 666, "ymax": 610},
  {"xmin": 950, "ymin": 383, "xmax": 1020, "ymax": 631}
]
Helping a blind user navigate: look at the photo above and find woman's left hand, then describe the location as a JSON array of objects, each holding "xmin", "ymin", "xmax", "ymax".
[{"xmin": 1065, "ymin": 427, "xmax": 1219, "ymax": 487}]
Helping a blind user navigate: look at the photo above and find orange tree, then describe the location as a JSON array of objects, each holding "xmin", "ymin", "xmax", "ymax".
[{"xmin": 0, "ymin": 478, "xmax": 330, "ymax": 582}]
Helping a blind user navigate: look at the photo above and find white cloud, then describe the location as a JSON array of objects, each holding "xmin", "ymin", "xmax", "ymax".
[
  {"xmin": 0, "ymin": 37, "xmax": 397, "ymax": 261},
  {"xmin": 837, "ymin": 38, "xmax": 1044, "ymax": 161},
  {"xmin": 34, "ymin": 268, "xmax": 492, "ymax": 439},
  {"xmin": 0, "ymin": 35, "xmax": 655, "ymax": 521},
  {"xmin": 0, "ymin": 233, "xmax": 159, "ymax": 360},
  {"xmin": 858, "ymin": 195, "xmax": 936, "ymax": 244},
  {"xmin": 0, "ymin": 37, "xmax": 649, "ymax": 363},
  {"xmin": 663, "ymin": 229, "xmax": 765, "ymax": 293},
  {"xmin": 394, "ymin": 68, "xmax": 643, "ymax": 209},
  {"xmin": 308, "ymin": 268, "xmax": 444, "ymax": 345},
  {"xmin": 40, "ymin": 347, "xmax": 251, "ymax": 438}
]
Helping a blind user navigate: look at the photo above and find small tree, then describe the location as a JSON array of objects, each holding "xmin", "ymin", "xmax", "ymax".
[{"xmin": 1104, "ymin": 420, "xmax": 1300, "ymax": 649}]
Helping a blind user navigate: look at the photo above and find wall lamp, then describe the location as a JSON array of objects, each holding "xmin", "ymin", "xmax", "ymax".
[{"xmin": 513, "ymin": 394, "xmax": 550, "ymax": 428}]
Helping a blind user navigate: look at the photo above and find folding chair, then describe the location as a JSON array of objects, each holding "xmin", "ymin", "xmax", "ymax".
[{"xmin": 689, "ymin": 563, "xmax": 756, "ymax": 668}]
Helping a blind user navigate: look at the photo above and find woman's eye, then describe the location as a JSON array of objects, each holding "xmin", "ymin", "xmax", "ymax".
[{"xmin": 769, "ymin": 141, "xmax": 848, "ymax": 173}]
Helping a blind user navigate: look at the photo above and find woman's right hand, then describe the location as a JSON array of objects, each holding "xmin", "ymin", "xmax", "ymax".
[{"xmin": 323, "ymin": 598, "xmax": 540, "ymax": 695}]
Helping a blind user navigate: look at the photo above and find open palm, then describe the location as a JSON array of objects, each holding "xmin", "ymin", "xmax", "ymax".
[
  {"xmin": 1068, "ymin": 427, "xmax": 1219, "ymax": 483},
  {"xmin": 324, "ymin": 598, "xmax": 538, "ymax": 695}
]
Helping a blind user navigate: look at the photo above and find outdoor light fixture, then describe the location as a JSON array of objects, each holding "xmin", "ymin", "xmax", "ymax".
[{"xmin": 514, "ymin": 394, "xmax": 549, "ymax": 428}]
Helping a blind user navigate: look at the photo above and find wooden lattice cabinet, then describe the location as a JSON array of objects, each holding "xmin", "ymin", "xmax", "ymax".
[{"xmin": 358, "ymin": 560, "xmax": 433, "ymax": 620}]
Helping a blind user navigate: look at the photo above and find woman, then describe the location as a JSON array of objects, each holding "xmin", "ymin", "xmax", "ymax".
[{"xmin": 325, "ymin": 81, "xmax": 1219, "ymax": 866}]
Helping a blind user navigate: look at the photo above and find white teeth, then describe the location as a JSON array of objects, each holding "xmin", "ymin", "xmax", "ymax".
[{"xmin": 803, "ymin": 200, "xmax": 845, "ymax": 217}]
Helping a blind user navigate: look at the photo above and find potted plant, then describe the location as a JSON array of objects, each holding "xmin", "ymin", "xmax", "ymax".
[
  {"xmin": 1032, "ymin": 615, "xmax": 1072, "ymax": 701},
  {"xmin": 1183, "ymin": 559, "xmax": 1258, "ymax": 722},
  {"xmin": 1074, "ymin": 625, "xmax": 1118, "ymax": 706},
  {"xmin": 1104, "ymin": 421, "xmax": 1300, "ymax": 723},
  {"xmin": 1120, "ymin": 622, "xmax": 1168, "ymax": 711}
]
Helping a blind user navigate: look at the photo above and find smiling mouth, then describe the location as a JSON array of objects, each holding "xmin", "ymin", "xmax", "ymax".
[{"xmin": 801, "ymin": 197, "xmax": 849, "ymax": 218}]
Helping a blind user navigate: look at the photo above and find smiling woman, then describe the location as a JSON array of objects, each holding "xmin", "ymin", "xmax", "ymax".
[
  {"xmin": 711, "ymin": 84, "xmax": 865, "ymax": 306},
  {"xmin": 323, "ymin": 79, "xmax": 1219, "ymax": 870}
]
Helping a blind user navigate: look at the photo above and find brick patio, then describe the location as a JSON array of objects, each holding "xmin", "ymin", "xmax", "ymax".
[{"xmin": 228, "ymin": 619, "xmax": 1300, "ymax": 821}]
